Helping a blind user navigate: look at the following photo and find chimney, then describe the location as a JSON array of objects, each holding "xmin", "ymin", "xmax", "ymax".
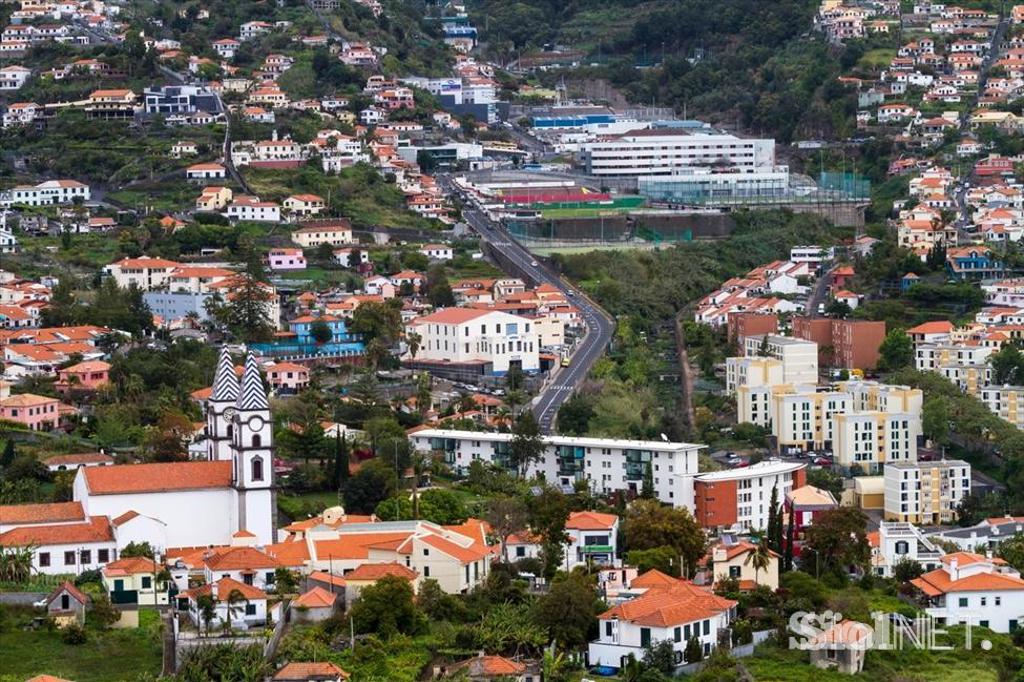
[{"xmin": 950, "ymin": 557, "xmax": 958, "ymax": 574}]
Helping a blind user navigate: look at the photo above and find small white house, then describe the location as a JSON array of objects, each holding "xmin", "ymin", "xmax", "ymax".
[
  {"xmin": 186, "ymin": 163, "xmax": 227, "ymax": 180},
  {"xmin": 911, "ymin": 552, "xmax": 1024, "ymax": 633},
  {"xmin": 179, "ymin": 577, "xmax": 268, "ymax": 630},
  {"xmin": 419, "ymin": 243, "xmax": 453, "ymax": 261},
  {"xmin": 589, "ymin": 570, "xmax": 737, "ymax": 670},
  {"xmin": 333, "ymin": 248, "xmax": 369, "ymax": 268}
]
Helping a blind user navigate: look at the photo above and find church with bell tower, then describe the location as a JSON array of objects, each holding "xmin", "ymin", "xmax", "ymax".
[
  {"xmin": 207, "ymin": 348, "xmax": 276, "ymax": 545},
  {"xmin": 72, "ymin": 348, "xmax": 276, "ymax": 549}
]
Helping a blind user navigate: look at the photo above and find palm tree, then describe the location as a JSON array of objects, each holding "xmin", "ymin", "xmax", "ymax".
[
  {"xmin": 745, "ymin": 538, "xmax": 773, "ymax": 586},
  {"xmin": 406, "ymin": 331, "xmax": 421, "ymax": 359},
  {"xmin": 197, "ymin": 594, "xmax": 216, "ymax": 636},
  {"xmin": 223, "ymin": 588, "xmax": 248, "ymax": 632}
]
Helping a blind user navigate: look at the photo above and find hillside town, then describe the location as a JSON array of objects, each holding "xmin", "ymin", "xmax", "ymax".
[{"xmin": 12, "ymin": 0, "xmax": 1024, "ymax": 681}]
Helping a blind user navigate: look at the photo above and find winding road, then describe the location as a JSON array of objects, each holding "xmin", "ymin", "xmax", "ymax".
[{"xmin": 439, "ymin": 176, "xmax": 615, "ymax": 432}]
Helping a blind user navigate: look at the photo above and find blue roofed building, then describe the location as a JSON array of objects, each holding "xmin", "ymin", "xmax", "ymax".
[{"xmin": 249, "ymin": 314, "xmax": 363, "ymax": 361}]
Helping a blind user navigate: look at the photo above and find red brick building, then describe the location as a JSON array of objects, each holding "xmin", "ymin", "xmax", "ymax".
[
  {"xmin": 791, "ymin": 316, "xmax": 886, "ymax": 370},
  {"xmin": 693, "ymin": 462, "xmax": 807, "ymax": 530},
  {"xmin": 727, "ymin": 312, "xmax": 778, "ymax": 345}
]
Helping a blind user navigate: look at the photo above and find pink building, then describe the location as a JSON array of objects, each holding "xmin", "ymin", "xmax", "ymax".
[
  {"xmin": 266, "ymin": 362, "xmax": 310, "ymax": 392},
  {"xmin": 0, "ymin": 393, "xmax": 60, "ymax": 430},
  {"xmin": 56, "ymin": 359, "xmax": 111, "ymax": 393},
  {"xmin": 268, "ymin": 248, "xmax": 307, "ymax": 271}
]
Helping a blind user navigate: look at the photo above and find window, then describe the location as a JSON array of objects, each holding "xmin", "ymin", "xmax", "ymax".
[
  {"xmin": 64, "ymin": 551, "xmax": 76, "ymax": 565},
  {"xmin": 703, "ymin": 620, "xmax": 710, "ymax": 636},
  {"xmin": 424, "ymin": 566, "xmax": 430, "ymax": 577},
  {"xmin": 997, "ymin": 597, "xmax": 1002, "ymax": 606},
  {"xmin": 245, "ymin": 604, "xmax": 256, "ymax": 616},
  {"xmin": 252, "ymin": 434, "xmax": 262, "ymax": 448},
  {"xmin": 61, "ymin": 594, "xmax": 70, "ymax": 610},
  {"xmin": 729, "ymin": 566, "xmax": 741, "ymax": 578},
  {"xmin": 640, "ymin": 628, "xmax": 651, "ymax": 648},
  {"xmin": 605, "ymin": 621, "xmax": 613, "ymax": 637},
  {"xmin": 98, "ymin": 549, "xmax": 109, "ymax": 563},
  {"xmin": 142, "ymin": 576, "xmax": 152, "ymax": 589},
  {"xmin": 423, "ymin": 548, "xmax": 430, "ymax": 556},
  {"xmin": 79, "ymin": 550, "xmax": 91, "ymax": 564},
  {"xmin": 516, "ymin": 546, "xmax": 525, "ymax": 557},
  {"xmin": 959, "ymin": 597, "xmax": 969, "ymax": 607},
  {"xmin": 674, "ymin": 626, "xmax": 681, "ymax": 643},
  {"xmin": 266, "ymin": 572, "xmax": 275, "ymax": 584},
  {"xmin": 251, "ymin": 456, "xmax": 264, "ymax": 482}
]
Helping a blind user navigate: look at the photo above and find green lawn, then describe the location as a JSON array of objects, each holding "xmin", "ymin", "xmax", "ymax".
[
  {"xmin": 0, "ymin": 607, "xmax": 163, "ymax": 682},
  {"xmin": 743, "ymin": 636, "xmax": 1003, "ymax": 682},
  {"xmin": 857, "ymin": 48, "xmax": 897, "ymax": 70},
  {"xmin": 278, "ymin": 491, "xmax": 345, "ymax": 521}
]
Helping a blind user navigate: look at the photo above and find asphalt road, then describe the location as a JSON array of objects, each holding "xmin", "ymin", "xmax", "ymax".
[{"xmin": 441, "ymin": 178, "xmax": 615, "ymax": 432}]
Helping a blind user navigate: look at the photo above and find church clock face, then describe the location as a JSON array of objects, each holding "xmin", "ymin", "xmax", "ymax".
[
  {"xmin": 224, "ymin": 407, "xmax": 238, "ymax": 421},
  {"xmin": 248, "ymin": 416, "xmax": 264, "ymax": 431}
]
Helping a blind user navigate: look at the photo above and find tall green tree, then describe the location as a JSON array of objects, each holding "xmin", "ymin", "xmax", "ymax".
[
  {"xmin": 509, "ymin": 411, "xmax": 545, "ymax": 479},
  {"xmin": 333, "ymin": 432, "xmax": 350, "ymax": 490},
  {"xmin": 878, "ymin": 329, "xmax": 913, "ymax": 371},
  {"xmin": 532, "ymin": 572, "xmax": 600, "ymax": 648},
  {"xmin": 623, "ymin": 499, "xmax": 706, "ymax": 578},
  {"xmin": 641, "ymin": 461, "xmax": 655, "ymax": 499},
  {"xmin": 801, "ymin": 507, "xmax": 871, "ymax": 578}
]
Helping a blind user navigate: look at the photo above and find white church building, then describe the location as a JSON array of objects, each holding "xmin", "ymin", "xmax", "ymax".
[{"xmin": 73, "ymin": 349, "xmax": 275, "ymax": 549}]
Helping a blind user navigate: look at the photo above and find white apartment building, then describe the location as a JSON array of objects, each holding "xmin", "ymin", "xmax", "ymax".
[
  {"xmin": 742, "ymin": 334, "xmax": 819, "ymax": 385},
  {"xmin": 884, "ymin": 459, "xmax": 971, "ymax": 524},
  {"xmin": 104, "ymin": 256, "xmax": 182, "ymax": 291},
  {"xmin": 1, "ymin": 180, "xmax": 90, "ymax": 207},
  {"xmin": 912, "ymin": 552, "xmax": 1024, "ymax": 633},
  {"xmin": 790, "ymin": 245, "xmax": 835, "ymax": 266},
  {"xmin": 409, "ymin": 429, "xmax": 701, "ymax": 508},
  {"xmin": 226, "ymin": 196, "xmax": 281, "ymax": 223},
  {"xmin": 579, "ymin": 128, "xmax": 777, "ymax": 177},
  {"xmin": 979, "ymin": 386, "xmax": 1024, "ymax": 428},
  {"xmin": 833, "ymin": 411, "xmax": 920, "ymax": 471},
  {"xmin": 407, "ymin": 308, "xmax": 540, "ymax": 374},
  {"xmin": 291, "ymin": 222, "xmax": 353, "ymax": 247},
  {"xmin": 725, "ymin": 356, "xmax": 783, "ymax": 394},
  {"xmin": 872, "ymin": 521, "xmax": 944, "ymax": 578},
  {"xmin": 915, "ymin": 342, "xmax": 993, "ymax": 372},
  {"xmin": 0, "ymin": 65, "xmax": 30, "ymax": 90}
]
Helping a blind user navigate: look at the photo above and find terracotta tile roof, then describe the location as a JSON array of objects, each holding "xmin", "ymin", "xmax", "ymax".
[
  {"xmin": 410, "ymin": 308, "xmax": 491, "ymax": 325},
  {"xmin": 420, "ymin": 534, "xmax": 490, "ymax": 563},
  {"xmin": 42, "ymin": 452, "xmax": 113, "ymax": 467},
  {"xmin": 291, "ymin": 586, "xmax": 337, "ymax": 608},
  {"xmin": 273, "ymin": 662, "xmax": 350, "ymax": 680},
  {"xmin": 112, "ymin": 510, "xmax": 139, "ymax": 526},
  {"xmin": 451, "ymin": 655, "xmax": 525, "ymax": 677},
  {"xmin": 630, "ymin": 569, "xmax": 680, "ymax": 589},
  {"xmin": 182, "ymin": 576, "xmax": 267, "ymax": 602},
  {"xmin": 600, "ymin": 581, "xmax": 736, "ymax": 627},
  {"xmin": 907, "ymin": 320, "xmax": 954, "ymax": 334},
  {"xmin": 0, "ymin": 516, "xmax": 113, "ymax": 546},
  {"xmin": 0, "ymin": 393, "xmax": 58, "ymax": 407},
  {"xmin": 911, "ymin": 566, "xmax": 1024, "ymax": 595},
  {"xmin": 46, "ymin": 581, "xmax": 89, "ymax": 608},
  {"xmin": 28, "ymin": 676, "xmax": 76, "ymax": 682},
  {"xmin": 787, "ymin": 485, "xmax": 838, "ymax": 507},
  {"xmin": 566, "ymin": 511, "xmax": 618, "ymax": 530},
  {"xmin": 204, "ymin": 546, "xmax": 281, "ymax": 571},
  {"xmin": 308, "ymin": 570, "xmax": 347, "ymax": 587},
  {"xmin": 313, "ymin": 533, "xmax": 410, "ymax": 560},
  {"xmin": 83, "ymin": 461, "xmax": 232, "ymax": 494},
  {"xmin": 344, "ymin": 562, "xmax": 418, "ymax": 581},
  {"xmin": 710, "ymin": 540, "xmax": 780, "ymax": 562},
  {"xmin": 810, "ymin": 620, "xmax": 873, "ymax": 646},
  {"xmin": 103, "ymin": 556, "xmax": 159, "ymax": 576},
  {"xmin": 0, "ymin": 501, "xmax": 84, "ymax": 524}
]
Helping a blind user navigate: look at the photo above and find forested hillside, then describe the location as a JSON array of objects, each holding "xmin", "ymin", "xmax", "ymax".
[{"xmin": 470, "ymin": 0, "xmax": 858, "ymax": 141}]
